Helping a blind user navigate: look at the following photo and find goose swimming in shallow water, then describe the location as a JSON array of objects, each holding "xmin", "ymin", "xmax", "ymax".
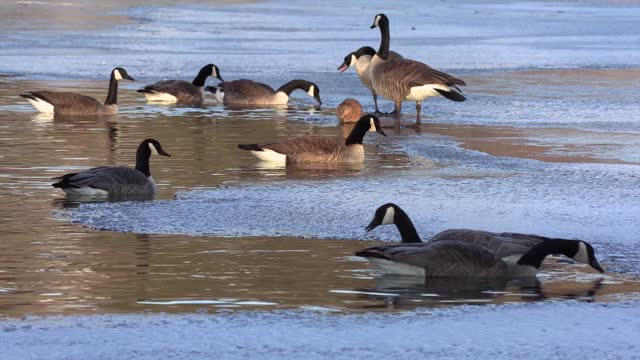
[
  {"xmin": 237, "ymin": 114, "xmax": 386, "ymax": 164},
  {"xmin": 337, "ymin": 46, "xmax": 403, "ymax": 114},
  {"xmin": 137, "ymin": 64, "xmax": 223, "ymax": 105},
  {"xmin": 20, "ymin": 67, "xmax": 135, "ymax": 115},
  {"xmin": 52, "ymin": 139, "xmax": 171, "ymax": 198},
  {"xmin": 358, "ymin": 203, "xmax": 605, "ymax": 277},
  {"xmin": 205, "ymin": 79, "xmax": 321, "ymax": 106},
  {"xmin": 369, "ymin": 14, "xmax": 466, "ymax": 126}
]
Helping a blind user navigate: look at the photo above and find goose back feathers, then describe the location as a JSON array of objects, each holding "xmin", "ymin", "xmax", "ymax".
[
  {"xmin": 52, "ymin": 139, "xmax": 171, "ymax": 197},
  {"xmin": 138, "ymin": 64, "xmax": 222, "ymax": 104},
  {"xmin": 20, "ymin": 67, "xmax": 135, "ymax": 114},
  {"xmin": 206, "ymin": 79, "xmax": 321, "ymax": 105},
  {"xmin": 238, "ymin": 114, "xmax": 386, "ymax": 164}
]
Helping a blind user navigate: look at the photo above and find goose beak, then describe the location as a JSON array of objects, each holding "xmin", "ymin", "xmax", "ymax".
[
  {"xmin": 159, "ymin": 149, "xmax": 171, "ymax": 157},
  {"xmin": 590, "ymin": 257, "xmax": 605, "ymax": 273},
  {"xmin": 217, "ymin": 75, "xmax": 224, "ymax": 82},
  {"xmin": 337, "ymin": 63, "xmax": 348, "ymax": 72},
  {"xmin": 365, "ymin": 219, "xmax": 379, "ymax": 232},
  {"xmin": 370, "ymin": 23, "xmax": 377, "ymax": 29},
  {"xmin": 125, "ymin": 74, "xmax": 136, "ymax": 81},
  {"xmin": 377, "ymin": 128, "xmax": 387, "ymax": 137}
]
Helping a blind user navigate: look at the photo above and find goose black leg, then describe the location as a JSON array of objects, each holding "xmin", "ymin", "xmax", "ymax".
[
  {"xmin": 415, "ymin": 101, "xmax": 422, "ymax": 127},
  {"xmin": 395, "ymin": 101, "xmax": 402, "ymax": 128},
  {"xmin": 372, "ymin": 92, "xmax": 383, "ymax": 116}
]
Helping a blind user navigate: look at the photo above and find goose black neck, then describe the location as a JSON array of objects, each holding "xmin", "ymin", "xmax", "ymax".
[
  {"xmin": 134, "ymin": 143, "xmax": 152, "ymax": 177},
  {"xmin": 395, "ymin": 208, "xmax": 422, "ymax": 243},
  {"xmin": 344, "ymin": 119, "xmax": 371, "ymax": 145},
  {"xmin": 377, "ymin": 19, "xmax": 390, "ymax": 60},
  {"xmin": 355, "ymin": 46, "xmax": 376, "ymax": 58},
  {"xmin": 191, "ymin": 67, "xmax": 211, "ymax": 87},
  {"xmin": 277, "ymin": 80, "xmax": 308, "ymax": 96},
  {"xmin": 104, "ymin": 73, "xmax": 119, "ymax": 105},
  {"xmin": 517, "ymin": 239, "xmax": 578, "ymax": 269}
]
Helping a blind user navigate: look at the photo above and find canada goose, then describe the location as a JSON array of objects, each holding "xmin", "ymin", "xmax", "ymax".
[
  {"xmin": 20, "ymin": 67, "xmax": 135, "ymax": 114},
  {"xmin": 337, "ymin": 46, "xmax": 403, "ymax": 114},
  {"xmin": 237, "ymin": 114, "xmax": 386, "ymax": 164},
  {"xmin": 369, "ymin": 14, "xmax": 466, "ymax": 126},
  {"xmin": 52, "ymin": 138, "xmax": 171, "ymax": 197},
  {"xmin": 361, "ymin": 203, "xmax": 605, "ymax": 277},
  {"xmin": 205, "ymin": 79, "xmax": 321, "ymax": 106},
  {"xmin": 137, "ymin": 64, "xmax": 223, "ymax": 105},
  {"xmin": 336, "ymin": 98, "xmax": 363, "ymax": 123}
]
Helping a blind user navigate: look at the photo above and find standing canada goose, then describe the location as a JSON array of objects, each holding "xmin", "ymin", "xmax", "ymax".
[
  {"xmin": 205, "ymin": 79, "xmax": 321, "ymax": 106},
  {"xmin": 361, "ymin": 203, "xmax": 605, "ymax": 277},
  {"xmin": 337, "ymin": 46, "xmax": 403, "ymax": 114},
  {"xmin": 52, "ymin": 139, "xmax": 171, "ymax": 197},
  {"xmin": 237, "ymin": 114, "xmax": 386, "ymax": 164},
  {"xmin": 137, "ymin": 64, "xmax": 223, "ymax": 105},
  {"xmin": 369, "ymin": 14, "xmax": 466, "ymax": 126},
  {"xmin": 20, "ymin": 67, "xmax": 135, "ymax": 114},
  {"xmin": 336, "ymin": 98, "xmax": 363, "ymax": 123}
]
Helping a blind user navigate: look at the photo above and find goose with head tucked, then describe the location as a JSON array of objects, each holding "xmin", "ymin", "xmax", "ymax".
[
  {"xmin": 238, "ymin": 114, "xmax": 386, "ymax": 165},
  {"xmin": 205, "ymin": 79, "xmax": 321, "ymax": 106},
  {"xmin": 337, "ymin": 46, "xmax": 403, "ymax": 114},
  {"xmin": 20, "ymin": 67, "xmax": 135, "ymax": 115},
  {"xmin": 359, "ymin": 203, "xmax": 605, "ymax": 277},
  {"xmin": 137, "ymin": 64, "xmax": 223, "ymax": 105},
  {"xmin": 369, "ymin": 14, "xmax": 466, "ymax": 126},
  {"xmin": 52, "ymin": 139, "xmax": 171, "ymax": 198}
]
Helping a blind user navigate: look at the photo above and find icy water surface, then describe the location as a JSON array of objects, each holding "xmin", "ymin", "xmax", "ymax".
[{"xmin": 1, "ymin": 0, "xmax": 640, "ymax": 318}]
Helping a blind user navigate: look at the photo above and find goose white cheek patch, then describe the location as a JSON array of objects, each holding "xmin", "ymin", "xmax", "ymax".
[
  {"xmin": 211, "ymin": 68, "xmax": 217, "ymax": 78},
  {"xmin": 350, "ymin": 54, "xmax": 357, "ymax": 67},
  {"xmin": 381, "ymin": 207, "xmax": 395, "ymax": 225},
  {"xmin": 148, "ymin": 143, "xmax": 160, "ymax": 156},
  {"xmin": 114, "ymin": 69, "xmax": 123, "ymax": 80},
  {"xmin": 374, "ymin": 15, "xmax": 381, "ymax": 27},
  {"xmin": 369, "ymin": 118, "xmax": 376, "ymax": 132},
  {"xmin": 307, "ymin": 85, "xmax": 315, "ymax": 98},
  {"xmin": 574, "ymin": 242, "xmax": 589, "ymax": 263}
]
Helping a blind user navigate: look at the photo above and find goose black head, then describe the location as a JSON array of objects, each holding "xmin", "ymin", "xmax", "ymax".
[
  {"xmin": 360, "ymin": 114, "xmax": 386, "ymax": 136},
  {"xmin": 366, "ymin": 203, "xmax": 400, "ymax": 232},
  {"xmin": 112, "ymin": 67, "xmax": 135, "ymax": 81},
  {"xmin": 205, "ymin": 64, "xmax": 223, "ymax": 82},
  {"xmin": 141, "ymin": 138, "xmax": 171, "ymax": 157},
  {"xmin": 573, "ymin": 241, "xmax": 605, "ymax": 273},
  {"xmin": 337, "ymin": 46, "xmax": 376, "ymax": 72},
  {"xmin": 370, "ymin": 13, "xmax": 389, "ymax": 29}
]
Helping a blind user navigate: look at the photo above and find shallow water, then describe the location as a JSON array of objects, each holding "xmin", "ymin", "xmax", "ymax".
[{"xmin": 1, "ymin": 0, "xmax": 640, "ymax": 317}]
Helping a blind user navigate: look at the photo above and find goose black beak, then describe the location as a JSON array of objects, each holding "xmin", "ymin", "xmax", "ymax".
[
  {"xmin": 217, "ymin": 76, "xmax": 224, "ymax": 82},
  {"xmin": 159, "ymin": 149, "xmax": 171, "ymax": 157},
  {"xmin": 590, "ymin": 258, "xmax": 605, "ymax": 273},
  {"xmin": 125, "ymin": 75, "xmax": 136, "ymax": 81},
  {"xmin": 370, "ymin": 23, "xmax": 377, "ymax": 29},
  {"xmin": 365, "ymin": 219, "xmax": 379, "ymax": 232},
  {"xmin": 377, "ymin": 128, "xmax": 387, "ymax": 137},
  {"xmin": 337, "ymin": 63, "xmax": 348, "ymax": 72}
]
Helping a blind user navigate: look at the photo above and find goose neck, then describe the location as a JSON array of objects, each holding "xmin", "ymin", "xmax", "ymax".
[
  {"xmin": 135, "ymin": 143, "xmax": 151, "ymax": 177},
  {"xmin": 395, "ymin": 208, "xmax": 422, "ymax": 243},
  {"xmin": 376, "ymin": 20, "xmax": 390, "ymax": 60},
  {"xmin": 104, "ymin": 73, "xmax": 119, "ymax": 106}
]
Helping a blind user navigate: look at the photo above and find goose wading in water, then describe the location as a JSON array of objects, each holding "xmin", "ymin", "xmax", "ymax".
[
  {"xmin": 369, "ymin": 13, "xmax": 466, "ymax": 127},
  {"xmin": 205, "ymin": 79, "xmax": 321, "ymax": 106},
  {"xmin": 52, "ymin": 139, "xmax": 171, "ymax": 198},
  {"xmin": 357, "ymin": 203, "xmax": 605, "ymax": 277},
  {"xmin": 20, "ymin": 67, "xmax": 135, "ymax": 115},
  {"xmin": 337, "ymin": 46, "xmax": 403, "ymax": 115},
  {"xmin": 237, "ymin": 114, "xmax": 386, "ymax": 164},
  {"xmin": 137, "ymin": 64, "xmax": 223, "ymax": 105}
]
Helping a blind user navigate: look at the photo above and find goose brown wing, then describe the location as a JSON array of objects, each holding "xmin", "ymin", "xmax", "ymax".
[
  {"xmin": 356, "ymin": 241, "xmax": 507, "ymax": 277},
  {"xmin": 259, "ymin": 136, "xmax": 341, "ymax": 156},
  {"xmin": 31, "ymin": 91, "xmax": 103, "ymax": 111},
  {"xmin": 54, "ymin": 166, "xmax": 148, "ymax": 191},
  {"xmin": 377, "ymin": 59, "xmax": 466, "ymax": 96},
  {"xmin": 430, "ymin": 229, "xmax": 546, "ymax": 259},
  {"xmin": 142, "ymin": 80, "xmax": 201, "ymax": 98},
  {"xmin": 221, "ymin": 80, "xmax": 276, "ymax": 103}
]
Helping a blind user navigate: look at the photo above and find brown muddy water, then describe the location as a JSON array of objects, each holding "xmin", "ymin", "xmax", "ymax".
[{"xmin": 0, "ymin": 78, "xmax": 639, "ymax": 317}]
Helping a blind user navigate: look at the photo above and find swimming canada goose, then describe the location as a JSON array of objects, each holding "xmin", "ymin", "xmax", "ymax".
[
  {"xmin": 51, "ymin": 138, "xmax": 171, "ymax": 197},
  {"xmin": 369, "ymin": 14, "xmax": 466, "ymax": 126},
  {"xmin": 337, "ymin": 46, "xmax": 403, "ymax": 114},
  {"xmin": 20, "ymin": 67, "xmax": 135, "ymax": 114},
  {"xmin": 137, "ymin": 64, "xmax": 223, "ymax": 105},
  {"xmin": 237, "ymin": 114, "xmax": 386, "ymax": 164},
  {"xmin": 205, "ymin": 79, "xmax": 321, "ymax": 105},
  {"xmin": 336, "ymin": 98, "xmax": 363, "ymax": 123},
  {"xmin": 360, "ymin": 203, "xmax": 605, "ymax": 277}
]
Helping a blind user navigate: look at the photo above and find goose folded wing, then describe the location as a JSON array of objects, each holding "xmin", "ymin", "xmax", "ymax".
[
  {"xmin": 260, "ymin": 136, "xmax": 341, "ymax": 156},
  {"xmin": 430, "ymin": 229, "xmax": 545, "ymax": 259},
  {"xmin": 30, "ymin": 91, "xmax": 103, "ymax": 108},
  {"xmin": 59, "ymin": 166, "xmax": 149, "ymax": 191},
  {"xmin": 142, "ymin": 80, "xmax": 201, "ymax": 97}
]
